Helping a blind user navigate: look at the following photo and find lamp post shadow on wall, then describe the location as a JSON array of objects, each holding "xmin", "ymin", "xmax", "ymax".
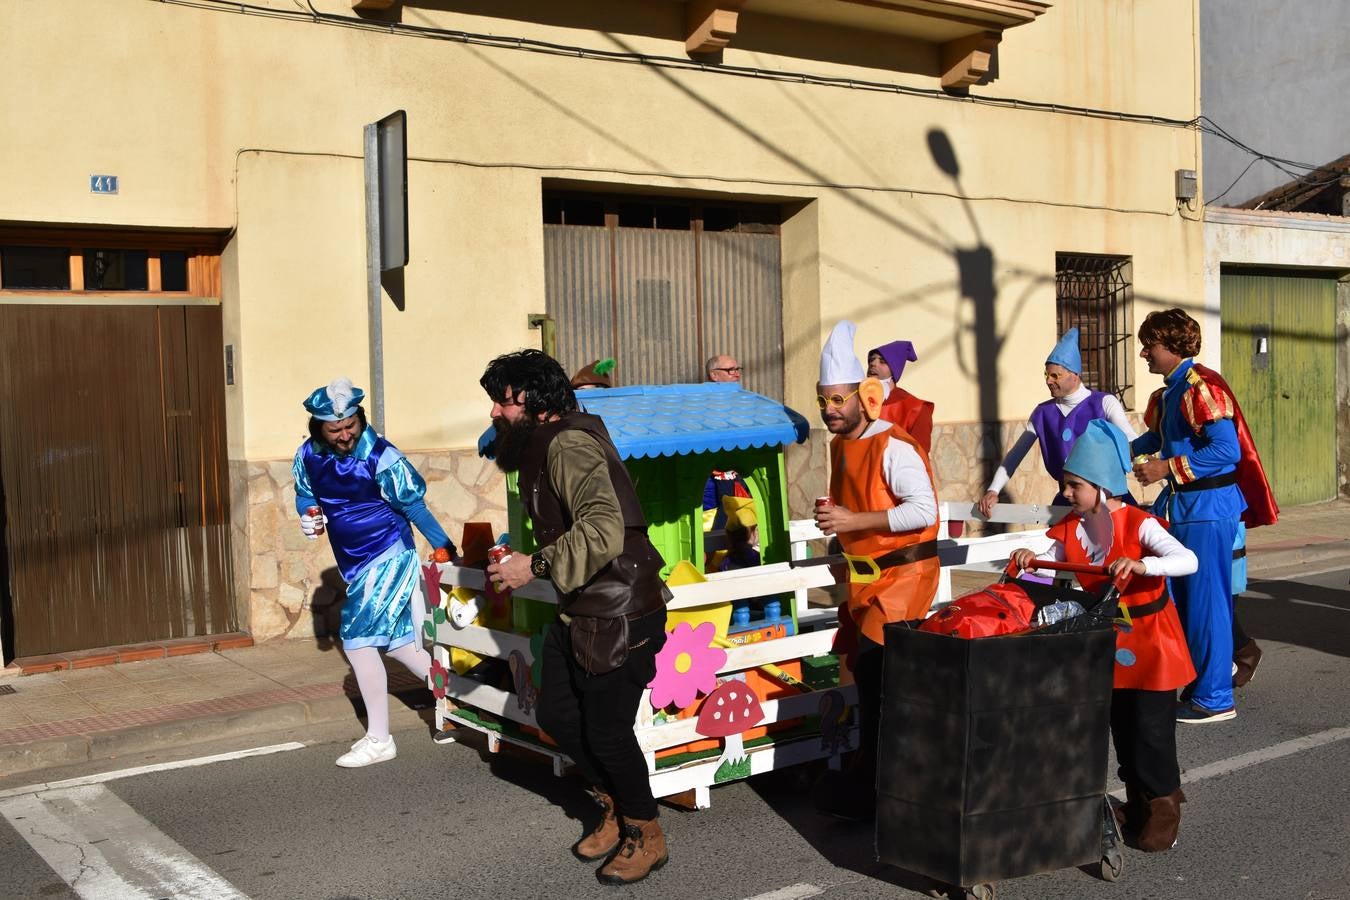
[{"xmin": 926, "ymin": 129, "xmax": 1003, "ymax": 493}]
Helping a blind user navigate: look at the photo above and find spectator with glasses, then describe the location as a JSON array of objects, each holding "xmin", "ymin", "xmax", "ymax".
[
  {"xmin": 812, "ymin": 320, "xmax": 940, "ymax": 821},
  {"xmin": 705, "ymin": 354, "xmax": 743, "ymax": 382}
]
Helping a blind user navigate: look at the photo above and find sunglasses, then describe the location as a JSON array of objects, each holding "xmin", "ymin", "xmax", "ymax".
[{"xmin": 816, "ymin": 389, "xmax": 859, "ymax": 410}]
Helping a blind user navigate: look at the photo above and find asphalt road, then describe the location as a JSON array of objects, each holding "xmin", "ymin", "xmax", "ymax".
[{"xmin": 4, "ymin": 567, "xmax": 1349, "ymax": 900}]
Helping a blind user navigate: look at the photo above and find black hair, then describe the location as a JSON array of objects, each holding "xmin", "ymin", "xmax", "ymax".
[
  {"xmin": 308, "ymin": 406, "xmax": 368, "ymax": 444},
  {"xmin": 480, "ymin": 349, "xmax": 578, "ymax": 420}
]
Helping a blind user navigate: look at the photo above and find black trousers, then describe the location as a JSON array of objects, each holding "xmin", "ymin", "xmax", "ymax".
[
  {"xmin": 536, "ymin": 608, "xmax": 667, "ymax": 821},
  {"xmin": 1110, "ymin": 687, "xmax": 1181, "ymax": 799},
  {"xmin": 854, "ymin": 622, "xmax": 921, "ymax": 787}
]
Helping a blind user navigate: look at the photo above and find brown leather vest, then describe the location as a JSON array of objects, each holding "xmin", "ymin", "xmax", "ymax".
[{"xmin": 517, "ymin": 413, "xmax": 670, "ymax": 619}]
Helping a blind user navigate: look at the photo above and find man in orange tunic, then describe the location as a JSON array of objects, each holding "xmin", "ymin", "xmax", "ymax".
[{"xmin": 814, "ymin": 321, "xmax": 940, "ymax": 820}]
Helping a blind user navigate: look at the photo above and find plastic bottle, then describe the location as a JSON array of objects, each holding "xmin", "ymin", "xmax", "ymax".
[{"xmin": 1034, "ymin": 599, "xmax": 1086, "ymax": 626}]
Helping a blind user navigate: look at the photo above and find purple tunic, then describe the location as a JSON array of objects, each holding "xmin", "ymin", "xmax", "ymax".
[{"xmin": 1029, "ymin": 391, "xmax": 1108, "ymax": 482}]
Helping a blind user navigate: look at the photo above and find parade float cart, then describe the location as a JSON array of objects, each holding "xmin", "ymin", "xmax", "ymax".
[
  {"xmin": 876, "ymin": 560, "xmax": 1128, "ymax": 898},
  {"xmin": 426, "ymin": 383, "xmax": 860, "ymax": 809}
]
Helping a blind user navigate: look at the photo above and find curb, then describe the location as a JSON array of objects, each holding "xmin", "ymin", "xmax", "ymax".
[
  {"xmin": 0, "ymin": 690, "xmax": 437, "ymax": 783},
  {"xmin": 1246, "ymin": 540, "xmax": 1350, "ymax": 577}
]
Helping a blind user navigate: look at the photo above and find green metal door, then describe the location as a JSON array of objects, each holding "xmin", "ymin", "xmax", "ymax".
[{"xmin": 1221, "ymin": 272, "xmax": 1337, "ymax": 507}]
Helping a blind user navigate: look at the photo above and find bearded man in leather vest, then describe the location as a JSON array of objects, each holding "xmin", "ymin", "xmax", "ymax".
[{"xmin": 482, "ymin": 349, "xmax": 671, "ymax": 886}]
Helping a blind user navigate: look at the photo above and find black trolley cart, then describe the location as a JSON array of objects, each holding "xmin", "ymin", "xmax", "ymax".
[{"xmin": 876, "ymin": 560, "xmax": 1131, "ymax": 899}]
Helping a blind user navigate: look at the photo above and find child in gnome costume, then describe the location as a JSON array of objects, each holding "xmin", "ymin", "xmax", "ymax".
[
  {"xmin": 708, "ymin": 494, "xmax": 761, "ymax": 573},
  {"xmin": 294, "ymin": 378, "xmax": 457, "ymax": 767},
  {"xmin": 1011, "ymin": 420, "xmax": 1196, "ymax": 852},
  {"xmin": 866, "ymin": 340, "xmax": 935, "ymax": 453},
  {"xmin": 813, "ymin": 321, "xmax": 940, "ymax": 820},
  {"xmin": 571, "ymin": 357, "xmax": 616, "ymax": 390},
  {"xmin": 979, "ymin": 327, "xmax": 1136, "ymax": 517}
]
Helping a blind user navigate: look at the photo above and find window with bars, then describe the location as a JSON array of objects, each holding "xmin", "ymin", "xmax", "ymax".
[{"xmin": 1055, "ymin": 253, "xmax": 1134, "ymax": 409}]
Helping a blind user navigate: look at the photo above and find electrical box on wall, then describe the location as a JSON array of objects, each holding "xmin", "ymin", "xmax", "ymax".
[{"xmin": 1175, "ymin": 169, "xmax": 1198, "ymax": 201}]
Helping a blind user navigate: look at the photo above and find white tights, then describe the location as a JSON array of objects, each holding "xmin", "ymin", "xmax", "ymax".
[{"xmin": 345, "ymin": 590, "xmax": 433, "ymax": 741}]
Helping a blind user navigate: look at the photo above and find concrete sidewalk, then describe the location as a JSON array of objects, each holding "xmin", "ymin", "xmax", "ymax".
[{"xmin": 2, "ymin": 498, "xmax": 1348, "ymax": 783}]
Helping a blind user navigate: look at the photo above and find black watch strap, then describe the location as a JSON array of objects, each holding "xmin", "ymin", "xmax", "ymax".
[{"xmin": 530, "ymin": 552, "xmax": 552, "ymax": 578}]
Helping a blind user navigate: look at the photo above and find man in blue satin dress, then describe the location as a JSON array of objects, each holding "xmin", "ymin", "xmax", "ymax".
[{"xmin": 294, "ymin": 378, "xmax": 457, "ymax": 767}]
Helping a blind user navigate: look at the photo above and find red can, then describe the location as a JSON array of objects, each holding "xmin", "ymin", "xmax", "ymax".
[
  {"xmin": 814, "ymin": 496, "xmax": 834, "ymax": 511},
  {"xmin": 305, "ymin": 505, "xmax": 325, "ymax": 535},
  {"xmin": 487, "ymin": 544, "xmax": 512, "ymax": 566}
]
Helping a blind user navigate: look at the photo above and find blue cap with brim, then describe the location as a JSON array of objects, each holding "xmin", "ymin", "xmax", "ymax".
[
  {"xmin": 1063, "ymin": 419, "xmax": 1131, "ymax": 497},
  {"xmin": 303, "ymin": 378, "xmax": 364, "ymax": 421}
]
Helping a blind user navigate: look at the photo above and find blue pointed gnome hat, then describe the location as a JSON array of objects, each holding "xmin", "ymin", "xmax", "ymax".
[
  {"xmin": 303, "ymin": 377, "xmax": 365, "ymax": 421},
  {"xmin": 869, "ymin": 340, "xmax": 918, "ymax": 381},
  {"xmin": 1045, "ymin": 327, "xmax": 1082, "ymax": 375},
  {"xmin": 1063, "ymin": 419, "xmax": 1131, "ymax": 498}
]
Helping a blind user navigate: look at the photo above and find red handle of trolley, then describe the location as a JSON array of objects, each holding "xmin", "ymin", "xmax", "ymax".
[{"xmin": 1002, "ymin": 558, "xmax": 1134, "ymax": 599}]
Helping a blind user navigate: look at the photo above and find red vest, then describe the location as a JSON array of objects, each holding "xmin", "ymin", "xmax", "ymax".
[
  {"xmin": 1047, "ymin": 505, "xmax": 1195, "ymax": 691},
  {"xmin": 829, "ymin": 423, "xmax": 940, "ymax": 643},
  {"xmin": 880, "ymin": 387, "xmax": 934, "ymax": 454}
]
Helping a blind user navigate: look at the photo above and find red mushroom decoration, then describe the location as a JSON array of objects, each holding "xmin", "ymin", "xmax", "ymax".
[{"xmin": 695, "ymin": 680, "xmax": 765, "ymax": 783}]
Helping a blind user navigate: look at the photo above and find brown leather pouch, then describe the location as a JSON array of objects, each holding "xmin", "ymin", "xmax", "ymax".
[{"xmin": 568, "ymin": 614, "xmax": 629, "ymax": 675}]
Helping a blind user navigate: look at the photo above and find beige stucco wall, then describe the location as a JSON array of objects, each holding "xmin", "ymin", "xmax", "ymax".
[{"xmin": 0, "ymin": 0, "xmax": 1206, "ymax": 640}]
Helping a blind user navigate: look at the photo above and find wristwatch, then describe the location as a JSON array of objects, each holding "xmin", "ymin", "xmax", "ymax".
[{"xmin": 530, "ymin": 551, "xmax": 552, "ymax": 579}]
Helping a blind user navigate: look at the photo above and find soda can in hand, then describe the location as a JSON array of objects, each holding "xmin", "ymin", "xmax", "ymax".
[{"xmin": 305, "ymin": 505, "xmax": 325, "ymax": 535}]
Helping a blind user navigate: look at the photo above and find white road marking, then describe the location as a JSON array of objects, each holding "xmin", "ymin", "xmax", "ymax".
[
  {"xmin": 0, "ymin": 742, "xmax": 305, "ymax": 800},
  {"xmin": 1109, "ymin": 724, "xmax": 1350, "ymax": 799},
  {"xmin": 1289, "ymin": 597, "xmax": 1349, "ymax": 612},
  {"xmin": 1, "ymin": 783, "xmax": 247, "ymax": 899},
  {"xmin": 742, "ymin": 884, "xmax": 826, "ymax": 900}
]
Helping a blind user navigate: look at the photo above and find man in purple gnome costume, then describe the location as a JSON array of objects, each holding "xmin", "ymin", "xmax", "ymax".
[
  {"xmin": 294, "ymin": 378, "xmax": 457, "ymax": 768},
  {"xmin": 979, "ymin": 328, "xmax": 1136, "ymax": 517}
]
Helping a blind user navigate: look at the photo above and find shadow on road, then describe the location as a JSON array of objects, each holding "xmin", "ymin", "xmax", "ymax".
[
  {"xmin": 1240, "ymin": 576, "xmax": 1350, "ymax": 660},
  {"xmin": 747, "ymin": 766, "xmax": 949, "ymax": 896}
]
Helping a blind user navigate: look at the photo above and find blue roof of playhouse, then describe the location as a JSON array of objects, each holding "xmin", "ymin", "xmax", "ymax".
[{"xmin": 478, "ymin": 383, "xmax": 810, "ymax": 460}]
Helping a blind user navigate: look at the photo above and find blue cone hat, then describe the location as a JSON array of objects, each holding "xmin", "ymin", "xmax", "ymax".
[
  {"xmin": 1063, "ymin": 419, "xmax": 1131, "ymax": 498},
  {"xmin": 1046, "ymin": 327, "xmax": 1082, "ymax": 375},
  {"xmin": 303, "ymin": 377, "xmax": 364, "ymax": 421}
]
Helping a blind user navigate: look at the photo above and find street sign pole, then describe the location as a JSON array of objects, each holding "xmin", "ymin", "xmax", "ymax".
[
  {"xmin": 363, "ymin": 110, "xmax": 407, "ymax": 434},
  {"xmin": 363, "ymin": 122, "xmax": 385, "ymax": 433}
]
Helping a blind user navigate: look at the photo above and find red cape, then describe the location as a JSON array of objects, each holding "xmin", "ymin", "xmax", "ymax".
[{"xmin": 1190, "ymin": 363, "xmax": 1279, "ymax": 528}]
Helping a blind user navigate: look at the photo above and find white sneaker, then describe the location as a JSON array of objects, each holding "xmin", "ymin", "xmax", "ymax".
[{"xmin": 336, "ymin": 734, "xmax": 397, "ymax": 768}]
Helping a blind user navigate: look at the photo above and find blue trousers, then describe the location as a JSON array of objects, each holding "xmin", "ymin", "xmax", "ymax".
[{"xmin": 1171, "ymin": 518, "xmax": 1239, "ymax": 711}]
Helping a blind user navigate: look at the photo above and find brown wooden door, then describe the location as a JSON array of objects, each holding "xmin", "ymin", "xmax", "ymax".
[{"xmin": 0, "ymin": 304, "xmax": 235, "ymax": 656}]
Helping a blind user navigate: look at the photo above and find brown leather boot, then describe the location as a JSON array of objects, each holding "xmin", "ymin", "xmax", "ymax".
[
  {"xmin": 1135, "ymin": 789, "xmax": 1185, "ymax": 852},
  {"xmin": 597, "ymin": 818, "xmax": 668, "ymax": 884},
  {"xmin": 1234, "ymin": 639, "xmax": 1263, "ymax": 688},
  {"xmin": 573, "ymin": 789, "xmax": 620, "ymax": 861}
]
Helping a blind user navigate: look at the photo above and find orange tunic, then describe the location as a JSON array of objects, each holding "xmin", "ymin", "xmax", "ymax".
[
  {"xmin": 880, "ymin": 387, "xmax": 934, "ymax": 454},
  {"xmin": 1048, "ymin": 505, "xmax": 1196, "ymax": 691},
  {"xmin": 829, "ymin": 423, "xmax": 940, "ymax": 644}
]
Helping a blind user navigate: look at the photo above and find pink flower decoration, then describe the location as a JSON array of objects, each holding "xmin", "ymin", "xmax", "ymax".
[{"xmin": 649, "ymin": 621, "xmax": 726, "ymax": 710}]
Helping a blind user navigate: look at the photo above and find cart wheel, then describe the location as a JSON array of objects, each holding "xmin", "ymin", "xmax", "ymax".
[
  {"xmin": 960, "ymin": 884, "xmax": 995, "ymax": 900},
  {"xmin": 1096, "ymin": 848, "xmax": 1125, "ymax": 882}
]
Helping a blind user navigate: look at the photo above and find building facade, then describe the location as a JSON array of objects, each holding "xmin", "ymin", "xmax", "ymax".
[{"xmin": 0, "ymin": 0, "xmax": 1207, "ymax": 656}]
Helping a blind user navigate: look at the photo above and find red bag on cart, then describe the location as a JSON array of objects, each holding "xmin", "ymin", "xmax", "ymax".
[{"xmin": 919, "ymin": 583, "xmax": 1038, "ymax": 639}]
